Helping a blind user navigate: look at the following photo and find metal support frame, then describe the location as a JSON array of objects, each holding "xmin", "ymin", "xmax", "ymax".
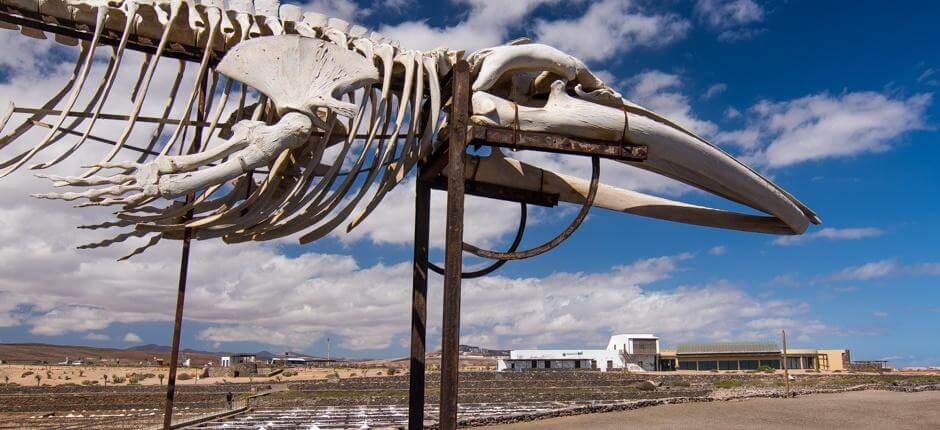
[
  {"xmin": 408, "ymin": 161, "xmax": 431, "ymax": 430},
  {"xmin": 162, "ymin": 73, "xmax": 208, "ymax": 430}
]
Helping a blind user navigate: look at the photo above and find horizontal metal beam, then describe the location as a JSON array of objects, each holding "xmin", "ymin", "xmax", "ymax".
[
  {"xmin": 0, "ymin": 6, "xmax": 218, "ymax": 65},
  {"xmin": 429, "ymin": 177, "xmax": 558, "ymax": 208},
  {"xmin": 468, "ymin": 125, "xmax": 648, "ymax": 162}
]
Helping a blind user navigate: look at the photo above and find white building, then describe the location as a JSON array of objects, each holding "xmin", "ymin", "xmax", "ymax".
[
  {"xmin": 497, "ymin": 334, "xmax": 660, "ymax": 372},
  {"xmin": 220, "ymin": 354, "xmax": 256, "ymax": 367}
]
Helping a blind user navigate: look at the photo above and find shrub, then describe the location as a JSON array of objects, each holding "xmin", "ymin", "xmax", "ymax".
[
  {"xmin": 714, "ymin": 379, "xmax": 744, "ymax": 389},
  {"xmin": 282, "ymin": 371, "xmax": 297, "ymax": 377},
  {"xmin": 757, "ymin": 365, "xmax": 776, "ymax": 373},
  {"xmin": 177, "ymin": 373, "xmax": 193, "ymax": 381},
  {"xmin": 387, "ymin": 368, "xmax": 397, "ymax": 376},
  {"xmin": 81, "ymin": 380, "xmax": 99, "ymax": 386},
  {"xmin": 21, "ymin": 371, "xmax": 34, "ymax": 378},
  {"xmin": 111, "ymin": 375, "xmax": 126, "ymax": 384}
]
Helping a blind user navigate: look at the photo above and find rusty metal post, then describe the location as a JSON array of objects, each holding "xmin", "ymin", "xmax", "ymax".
[
  {"xmin": 782, "ymin": 329, "xmax": 790, "ymax": 398},
  {"xmin": 408, "ymin": 163, "xmax": 431, "ymax": 429},
  {"xmin": 439, "ymin": 60, "xmax": 469, "ymax": 430},
  {"xmin": 162, "ymin": 75, "xmax": 207, "ymax": 430}
]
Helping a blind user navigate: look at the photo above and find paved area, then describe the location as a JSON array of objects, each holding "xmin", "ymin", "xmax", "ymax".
[{"xmin": 477, "ymin": 390, "xmax": 940, "ymax": 430}]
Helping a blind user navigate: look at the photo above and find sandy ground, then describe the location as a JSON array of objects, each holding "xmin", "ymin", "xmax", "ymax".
[
  {"xmin": 0, "ymin": 364, "xmax": 397, "ymax": 386},
  {"xmin": 477, "ymin": 390, "xmax": 940, "ymax": 430}
]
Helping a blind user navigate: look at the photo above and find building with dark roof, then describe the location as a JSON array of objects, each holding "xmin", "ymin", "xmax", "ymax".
[{"xmin": 658, "ymin": 341, "xmax": 850, "ymax": 371}]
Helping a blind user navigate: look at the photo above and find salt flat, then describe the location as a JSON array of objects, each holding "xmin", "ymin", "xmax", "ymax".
[{"xmin": 477, "ymin": 390, "xmax": 940, "ymax": 430}]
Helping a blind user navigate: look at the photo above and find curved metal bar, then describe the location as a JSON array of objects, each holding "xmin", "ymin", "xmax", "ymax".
[
  {"xmin": 463, "ymin": 156, "xmax": 600, "ymax": 261},
  {"xmin": 429, "ymin": 201, "xmax": 527, "ymax": 279}
]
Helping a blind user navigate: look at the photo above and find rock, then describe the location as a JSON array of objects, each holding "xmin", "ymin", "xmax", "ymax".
[{"xmin": 635, "ymin": 380, "xmax": 658, "ymax": 391}]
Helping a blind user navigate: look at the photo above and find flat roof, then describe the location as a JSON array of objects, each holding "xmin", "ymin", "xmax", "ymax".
[{"xmin": 677, "ymin": 341, "xmax": 780, "ymax": 355}]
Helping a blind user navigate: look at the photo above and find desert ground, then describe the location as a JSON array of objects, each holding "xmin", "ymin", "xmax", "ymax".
[
  {"xmin": 1, "ymin": 368, "xmax": 937, "ymax": 429},
  {"xmin": 477, "ymin": 390, "xmax": 940, "ymax": 430},
  {"xmin": 0, "ymin": 364, "xmax": 399, "ymax": 387}
]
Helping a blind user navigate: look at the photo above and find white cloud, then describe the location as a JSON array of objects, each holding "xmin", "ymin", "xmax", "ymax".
[
  {"xmin": 830, "ymin": 260, "xmax": 898, "ymax": 281},
  {"xmin": 340, "ymin": 177, "xmax": 530, "ymax": 249},
  {"xmin": 379, "ymin": 0, "xmax": 559, "ymax": 52},
  {"xmin": 726, "ymin": 92, "xmax": 932, "ymax": 167},
  {"xmin": 773, "ymin": 227, "xmax": 884, "ymax": 246},
  {"xmin": 694, "ymin": 0, "xmax": 765, "ymax": 42},
  {"xmin": 702, "ymin": 83, "xmax": 727, "ymax": 100},
  {"xmin": 534, "ymin": 0, "xmax": 689, "ymax": 63},
  {"xmin": 299, "ymin": 0, "xmax": 362, "ymax": 21},
  {"xmin": 708, "ymin": 245, "xmax": 727, "ymax": 255},
  {"xmin": 626, "ymin": 71, "xmax": 719, "ymax": 137},
  {"xmin": 828, "ymin": 259, "xmax": 940, "ymax": 281},
  {"xmin": 917, "ymin": 68, "xmax": 937, "ymax": 86},
  {"xmin": 28, "ymin": 306, "xmax": 115, "ymax": 336},
  {"xmin": 84, "ymin": 333, "xmax": 110, "ymax": 341},
  {"xmin": 724, "ymin": 107, "xmax": 742, "ymax": 119},
  {"xmin": 123, "ymin": 332, "xmax": 142, "ymax": 343}
]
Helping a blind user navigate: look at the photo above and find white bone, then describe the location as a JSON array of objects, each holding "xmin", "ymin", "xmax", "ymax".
[{"xmin": 216, "ymin": 35, "xmax": 379, "ymax": 117}]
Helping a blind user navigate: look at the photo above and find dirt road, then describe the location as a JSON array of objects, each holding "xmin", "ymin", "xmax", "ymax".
[{"xmin": 477, "ymin": 390, "xmax": 940, "ymax": 430}]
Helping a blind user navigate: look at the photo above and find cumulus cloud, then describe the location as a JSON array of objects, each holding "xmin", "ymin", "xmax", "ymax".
[
  {"xmin": 829, "ymin": 260, "xmax": 898, "ymax": 281},
  {"xmin": 719, "ymin": 92, "xmax": 932, "ymax": 167},
  {"xmin": 826, "ymin": 259, "xmax": 940, "ymax": 281},
  {"xmin": 534, "ymin": 0, "xmax": 690, "ymax": 63},
  {"xmin": 123, "ymin": 332, "xmax": 143, "ymax": 343},
  {"xmin": 773, "ymin": 227, "xmax": 884, "ymax": 246},
  {"xmin": 694, "ymin": 0, "xmax": 765, "ymax": 42},
  {"xmin": 702, "ymin": 83, "xmax": 727, "ymax": 100},
  {"xmin": 708, "ymin": 245, "xmax": 727, "ymax": 255},
  {"xmin": 626, "ymin": 71, "xmax": 719, "ymax": 137},
  {"xmin": 379, "ymin": 0, "xmax": 560, "ymax": 52},
  {"xmin": 340, "ymin": 177, "xmax": 530, "ymax": 249},
  {"xmin": 300, "ymin": 0, "xmax": 362, "ymax": 21},
  {"xmin": 380, "ymin": 0, "xmax": 688, "ymax": 60},
  {"xmin": 84, "ymin": 333, "xmax": 110, "ymax": 341}
]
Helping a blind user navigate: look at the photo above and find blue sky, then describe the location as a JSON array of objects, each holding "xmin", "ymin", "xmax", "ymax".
[{"xmin": 0, "ymin": 0, "xmax": 938, "ymax": 367}]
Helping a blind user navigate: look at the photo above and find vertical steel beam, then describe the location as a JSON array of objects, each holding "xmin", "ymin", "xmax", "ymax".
[
  {"xmin": 439, "ymin": 60, "xmax": 469, "ymax": 430},
  {"xmin": 408, "ymin": 164, "xmax": 432, "ymax": 429},
  {"xmin": 162, "ymin": 75, "xmax": 207, "ymax": 430}
]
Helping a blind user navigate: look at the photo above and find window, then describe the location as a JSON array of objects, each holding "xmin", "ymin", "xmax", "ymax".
[
  {"xmin": 739, "ymin": 360, "xmax": 759, "ymax": 370},
  {"xmin": 803, "ymin": 356, "xmax": 815, "ymax": 369},
  {"xmin": 545, "ymin": 360, "xmax": 551, "ymax": 369},
  {"xmin": 719, "ymin": 360, "xmax": 738, "ymax": 370},
  {"xmin": 787, "ymin": 357, "xmax": 802, "ymax": 370},
  {"xmin": 510, "ymin": 363, "xmax": 515, "ymax": 369},
  {"xmin": 761, "ymin": 359, "xmax": 781, "ymax": 369},
  {"xmin": 607, "ymin": 360, "xmax": 613, "ymax": 369},
  {"xmin": 575, "ymin": 360, "xmax": 581, "ymax": 369},
  {"xmin": 678, "ymin": 360, "xmax": 696, "ymax": 370},
  {"xmin": 698, "ymin": 361, "xmax": 718, "ymax": 371},
  {"xmin": 531, "ymin": 360, "xmax": 537, "ymax": 369}
]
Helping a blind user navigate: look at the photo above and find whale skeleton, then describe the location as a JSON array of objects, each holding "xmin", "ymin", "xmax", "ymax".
[{"xmin": 0, "ymin": 0, "xmax": 819, "ymax": 261}]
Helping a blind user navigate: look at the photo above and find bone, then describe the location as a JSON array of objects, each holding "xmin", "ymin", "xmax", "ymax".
[
  {"xmin": 0, "ymin": 44, "xmax": 86, "ymax": 154},
  {"xmin": 82, "ymin": 0, "xmax": 184, "ymax": 178},
  {"xmin": 346, "ymin": 50, "xmax": 418, "ymax": 231},
  {"xmin": 31, "ymin": 0, "xmax": 140, "ymax": 168},
  {"xmin": 0, "ymin": 8, "xmax": 107, "ymax": 177},
  {"xmin": 463, "ymin": 152, "xmax": 800, "ymax": 235},
  {"xmin": 471, "ymin": 82, "xmax": 814, "ymax": 234},
  {"xmin": 155, "ymin": 7, "xmax": 221, "ymax": 157},
  {"xmin": 469, "ymin": 43, "xmax": 604, "ymax": 92},
  {"xmin": 216, "ymin": 35, "xmax": 379, "ymax": 117}
]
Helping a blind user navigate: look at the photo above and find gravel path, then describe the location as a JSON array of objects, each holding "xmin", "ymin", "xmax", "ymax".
[{"xmin": 476, "ymin": 390, "xmax": 940, "ymax": 430}]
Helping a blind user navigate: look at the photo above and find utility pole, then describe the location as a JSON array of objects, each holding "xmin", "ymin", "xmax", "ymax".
[
  {"xmin": 327, "ymin": 337, "xmax": 331, "ymax": 361},
  {"xmin": 781, "ymin": 330, "xmax": 790, "ymax": 398}
]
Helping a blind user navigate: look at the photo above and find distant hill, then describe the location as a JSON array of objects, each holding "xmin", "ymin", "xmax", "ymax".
[
  {"xmin": 0, "ymin": 343, "xmax": 220, "ymax": 366},
  {"xmin": 0, "ymin": 343, "xmax": 334, "ymax": 366}
]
